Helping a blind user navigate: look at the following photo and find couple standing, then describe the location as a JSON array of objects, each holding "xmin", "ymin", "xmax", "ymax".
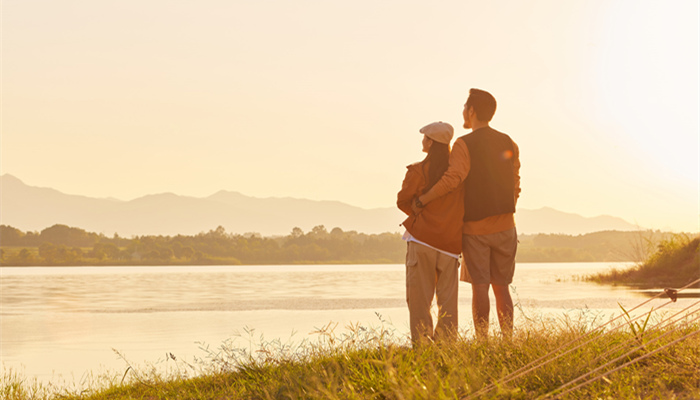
[{"xmin": 397, "ymin": 88, "xmax": 520, "ymax": 343}]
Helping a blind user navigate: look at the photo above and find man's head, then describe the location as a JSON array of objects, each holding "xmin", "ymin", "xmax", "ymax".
[{"xmin": 463, "ymin": 88, "xmax": 497, "ymax": 129}]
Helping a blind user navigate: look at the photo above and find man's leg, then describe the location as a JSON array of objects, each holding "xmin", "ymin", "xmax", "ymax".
[
  {"xmin": 462, "ymin": 234, "xmax": 493, "ymax": 341},
  {"xmin": 471, "ymin": 283, "xmax": 490, "ymax": 340},
  {"xmin": 492, "ymin": 284, "xmax": 513, "ymax": 340},
  {"xmin": 489, "ymin": 228, "xmax": 518, "ymax": 339}
]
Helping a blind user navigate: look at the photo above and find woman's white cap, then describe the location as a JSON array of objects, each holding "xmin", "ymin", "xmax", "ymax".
[{"xmin": 419, "ymin": 121, "xmax": 454, "ymax": 144}]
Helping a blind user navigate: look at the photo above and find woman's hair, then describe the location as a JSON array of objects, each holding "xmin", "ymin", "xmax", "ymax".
[{"xmin": 422, "ymin": 141, "xmax": 450, "ymax": 193}]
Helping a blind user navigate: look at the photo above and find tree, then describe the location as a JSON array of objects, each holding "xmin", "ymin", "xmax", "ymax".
[
  {"xmin": 291, "ymin": 227, "xmax": 304, "ymax": 238},
  {"xmin": 145, "ymin": 250, "xmax": 161, "ymax": 261},
  {"xmin": 243, "ymin": 232, "xmax": 262, "ymax": 239},
  {"xmin": 311, "ymin": 225, "xmax": 328, "ymax": 237},
  {"xmin": 209, "ymin": 226, "xmax": 227, "ymax": 238},
  {"xmin": 90, "ymin": 242, "xmax": 119, "ymax": 260},
  {"xmin": 40, "ymin": 224, "xmax": 96, "ymax": 247},
  {"xmin": 18, "ymin": 248, "xmax": 32, "ymax": 262},
  {"xmin": 0, "ymin": 225, "xmax": 24, "ymax": 245},
  {"xmin": 103, "ymin": 243, "xmax": 119, "ymax": 259},
  {"xmin": 159, "ymin": 248, "xmax": 174, "ymax": 261},
  {"xmin": 118, "ymin": 249, "xmax": 132, "ymax": 261},
  {"xmin": 181, "ymin": 246, "xmax": 195, "ymax": 260},
  {"xmin": 39, "ymin": 242, "xmax": 58, "ymax": 263},
  {"xmin": 171, "ymin": 241, "xmax": 184, "ymax": 258}
]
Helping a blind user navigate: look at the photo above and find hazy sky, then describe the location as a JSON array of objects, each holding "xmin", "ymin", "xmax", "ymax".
[{"xmin": 2, "ymin": 0, "xmax": 698, "ymax": 232}]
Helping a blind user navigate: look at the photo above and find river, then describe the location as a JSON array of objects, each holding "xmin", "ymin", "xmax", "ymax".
[{"xmin": 1, "ymin": 262, "xmax": 695, "ymax": 388}]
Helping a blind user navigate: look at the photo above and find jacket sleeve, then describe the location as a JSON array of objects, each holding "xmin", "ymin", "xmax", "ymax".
[
  {"xmin": 397, "ymin": 165, "xmax": 423, "ymax": 216},
  {"xmin": 512, "ymin": 140, "xmax": 521, "ymax": 205}
]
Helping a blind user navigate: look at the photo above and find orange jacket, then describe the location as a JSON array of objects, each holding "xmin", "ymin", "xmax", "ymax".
[{"xmin": 397, "ymin": 161, "xmax": 465, "ymax": 254}]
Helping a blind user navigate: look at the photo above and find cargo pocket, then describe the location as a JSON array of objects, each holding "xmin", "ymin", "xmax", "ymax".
[{"xmin": 405, "ymin": 242, "xmax": 419, "ymax": 304}]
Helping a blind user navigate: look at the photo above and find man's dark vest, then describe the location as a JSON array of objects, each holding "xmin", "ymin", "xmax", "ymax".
[{"xmin": 460, "ymin": 127, "xmax": 515, "ymax": 222}]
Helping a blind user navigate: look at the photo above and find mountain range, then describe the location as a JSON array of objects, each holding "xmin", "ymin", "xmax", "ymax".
[{"xmin": 0, "ymin": 174, "xmax": 641, "ymax": 237}]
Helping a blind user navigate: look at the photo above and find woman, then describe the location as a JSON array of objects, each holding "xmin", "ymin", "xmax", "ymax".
[{"xmin": 397, "ymin": 121, "xmax": 464, "ymax": 343}]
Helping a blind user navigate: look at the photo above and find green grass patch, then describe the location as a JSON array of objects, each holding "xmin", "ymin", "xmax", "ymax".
[
  {"xmin": 588, "ymin": 234, "xmax": 700, "ymax": 288},
  {"xmin": 4, "ymin": 312, "xmax": 699, "ymax": 400}
]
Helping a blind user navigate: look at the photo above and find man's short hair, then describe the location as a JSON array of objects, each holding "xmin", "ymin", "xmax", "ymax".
[{"xmin": 466, "ymin": 89, "xmax": 497, "ymax": 122}]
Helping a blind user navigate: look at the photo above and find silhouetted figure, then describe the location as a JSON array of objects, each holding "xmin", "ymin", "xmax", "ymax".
[
  {"xmin": 398, "ymin": 122, "xmax": 464, "ymax": 344},
  {"xmin": 415, "ymin": 89, "xmax": 521, "ymax": 340}
]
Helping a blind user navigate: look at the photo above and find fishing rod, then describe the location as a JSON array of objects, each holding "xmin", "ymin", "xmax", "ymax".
[
  {"xmin": 543, "ymin": 309, "xmax": 700, "ymax": 399},
  {"xmin": 463, "ymin": 277, "xmax": 700, "ymax": 400},
  {"xmin": 586, "ymin": 298, "xmax": 700, "ymax": 367}
]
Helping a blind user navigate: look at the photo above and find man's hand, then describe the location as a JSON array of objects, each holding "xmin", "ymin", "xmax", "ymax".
[{"xmin": 411, "ymin": 197, "xmax": 424, "ymax": 215}]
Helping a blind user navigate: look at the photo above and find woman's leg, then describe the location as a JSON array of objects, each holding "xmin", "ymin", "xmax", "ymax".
[
  {"xmin": 435, "ymin": 254, "xmax": 459, "ymax": 340},
  {"xmin": 406, "ymin": 242, "xmax": 437, "ymax": 343}
]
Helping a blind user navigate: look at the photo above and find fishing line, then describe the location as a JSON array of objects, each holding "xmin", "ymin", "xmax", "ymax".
[
  {"xmin": 464, "ymin": 298, "xmax": 673, "ymax": 399},
  {"xmin": 463, "ymin": 277, "xmax": 700, "ymax": 400},
  {"xmin": 586, "ymin": 299, "xmax": 700, "ymax": 367},
  {"xmin": 543, "ymin": 310, "xmax": 700, "ymax": 399}
]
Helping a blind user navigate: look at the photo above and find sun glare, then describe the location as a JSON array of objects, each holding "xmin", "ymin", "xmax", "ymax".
[{"xmin": 593, "ymin": 1, "xmax": 699, "ymax": 182}]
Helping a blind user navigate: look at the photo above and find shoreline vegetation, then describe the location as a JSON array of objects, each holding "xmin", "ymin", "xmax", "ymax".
[
  {"xmin": 1, "ymin": 224, "xmax": 693, "ymax": 266},
  {"xmin": 4, "ymin": 229, "xmax": 700, "ymax": 399},
  {"xmin": 587, "ymin": 234, "xmax": 700, "ymax": 289}
]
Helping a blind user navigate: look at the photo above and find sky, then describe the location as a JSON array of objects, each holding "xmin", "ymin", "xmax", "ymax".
[{"xmin": 2, "ymin": 0, "xmax": 698, "ymax": 232}]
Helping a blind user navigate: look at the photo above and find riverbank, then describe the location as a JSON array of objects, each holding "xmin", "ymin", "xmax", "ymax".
[
  {"xmin": 5, "ymin": 314, "xmax": 699, "ymax": 400},
  {"xmin": 588, "ymin": 234, "xmax": 700, "ymax": 288}
]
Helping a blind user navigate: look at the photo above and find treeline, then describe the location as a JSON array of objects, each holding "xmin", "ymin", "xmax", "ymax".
[
  {"xmin": 516, "ymin": 230, "xmax": 678, "ymax": 263},
  {"xmin": 0, "ymin": 224, "xmax": 405, "ymax": 266},
  {"xmin": 0, "ymin": 224, "xmax": 687, "ymax": 266}
]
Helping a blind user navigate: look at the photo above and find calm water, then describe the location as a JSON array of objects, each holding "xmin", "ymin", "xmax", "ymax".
[{"xmin": 1, "ymin": 263, "xmax": 694, "ymax": 386}]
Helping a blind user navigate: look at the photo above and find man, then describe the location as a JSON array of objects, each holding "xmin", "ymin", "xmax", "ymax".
[{"xmin": 413, "ymin": 88, "xmax": 520, "ymax": 340}]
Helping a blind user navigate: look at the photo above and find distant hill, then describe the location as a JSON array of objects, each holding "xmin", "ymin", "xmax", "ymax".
[
  {"xmin": 516, "ymin": 207, "xmax": 641, "ymax": 235},
  {"xmin": 0, "ymin": 174, "xmax": 641, "ymax": 236}
]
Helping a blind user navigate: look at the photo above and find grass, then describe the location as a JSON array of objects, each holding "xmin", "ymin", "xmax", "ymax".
[
  {"xmin": 4, "ymin": 309, "xmax": 700, "ymax": 400},
  {"xmin": 588, "ymin": 234, "xmax": 700, "ymax": 289}
]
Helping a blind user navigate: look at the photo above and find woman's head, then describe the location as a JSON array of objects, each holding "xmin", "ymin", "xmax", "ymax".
[
  {"xmin": 419, "ymin": 121, "xmax": 454, "ymax": 148},
  {"xmin": 419, "ymin": 122, "xmax": 454, "ymax": 193}
]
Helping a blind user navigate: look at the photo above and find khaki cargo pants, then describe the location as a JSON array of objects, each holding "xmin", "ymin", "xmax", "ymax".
[{"xmin": 405, "ymin": 241, "xmax": 459, "ymax": 343}]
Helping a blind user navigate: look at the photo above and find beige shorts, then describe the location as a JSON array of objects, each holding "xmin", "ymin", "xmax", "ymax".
[{"xmin": 461, "ymin": 228, "xmax": 517, "ymax": 285}]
